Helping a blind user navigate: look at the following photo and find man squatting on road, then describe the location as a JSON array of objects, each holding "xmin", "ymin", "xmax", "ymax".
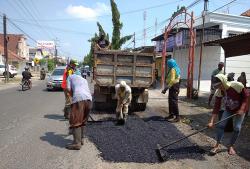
[
  {"xmin": 162, "ymin": 58, "xmax": 181, "ymax": 123},
  {"xmin": 208, "ymin": 74, "xmax": 249, "ymax": 155},
  {"xmin": 115, "ymin": 81, "xmax": 132, "ymax": 125},
  {"xmin": 66, "ymin": 70, "xmax": 92, "ymax": 150}
]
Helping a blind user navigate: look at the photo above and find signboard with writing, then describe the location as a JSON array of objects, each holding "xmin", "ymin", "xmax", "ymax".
[
  {"xmin": 37, "ymin": 41, "xmax": 55, "ymax": 49},
  {"xmin": 175, "ymin": 32, "xmax": 183, "ymax": 47}
]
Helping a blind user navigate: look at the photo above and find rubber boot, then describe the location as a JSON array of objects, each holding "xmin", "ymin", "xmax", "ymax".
[{"xmin": 66, "ymin": 127, "xmax": 81, "ymax": 150}]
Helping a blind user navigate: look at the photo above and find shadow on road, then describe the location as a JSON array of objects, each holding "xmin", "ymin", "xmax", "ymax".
[
  {"xmin": 86, "ymin": 115, "xmax": 206, "ymax": 163},
  {"xmin": 44, "ymin": 114, "xmax": 66, "ymax": 121},
  {"xmin": 40, "ymin": 132, "xmax": 71, "ymax": 148}
]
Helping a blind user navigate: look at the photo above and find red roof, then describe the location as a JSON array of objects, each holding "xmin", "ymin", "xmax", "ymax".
[
  {"xmin": 241, "ymin": 9, "xmax": 250, "ymax": 17},
  {"xmin": 0, "ymin": 44, "xmax": 25, "ymax": 61},
  {"xmin": 0, "ymin": 34, "xmax": 25, "ymax": 55}
]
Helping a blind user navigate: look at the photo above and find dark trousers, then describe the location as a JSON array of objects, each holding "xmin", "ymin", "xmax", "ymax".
[{"xmin": 168, "ymin": 83, "xmax": 180, "ymax": 117}]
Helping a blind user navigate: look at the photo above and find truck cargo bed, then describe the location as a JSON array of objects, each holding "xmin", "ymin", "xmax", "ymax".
[{"xmin": 94, "ymin": 50, "xmax": 155, "ymax": 88}]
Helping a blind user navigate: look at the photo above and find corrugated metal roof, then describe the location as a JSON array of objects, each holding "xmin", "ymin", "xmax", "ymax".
[
  {"xmin": 204, "ymin": 32, "xmax": 250, "ymax": 58},
  {"xmin": 204, "ymin": 32, "xmax": 250, "ymax": 45}
]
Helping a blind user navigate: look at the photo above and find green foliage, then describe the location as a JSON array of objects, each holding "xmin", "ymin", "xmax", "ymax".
[
  {"xmin": 47, "ymin": 59, "xmax": 55, "ymax": 72},
  {"xmin": 84, "ymin": 0, "xmax": 132, "ymax": 66},
  {"xmin": 110, "ymin": 0, "xmax": 132, "ymax": 49},
  {"xmin": 39, "ymin": 58, "xmax": 46, "ymax": 66}
]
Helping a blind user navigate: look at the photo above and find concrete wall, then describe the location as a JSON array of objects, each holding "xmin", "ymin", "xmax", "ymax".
[
  {"xmin": 174, "ymin": 46, "xmax": 222, "ymax": 92},
  {"xmin": 226, "ymin": 55, "xmax": 250, "ymax": 87}
]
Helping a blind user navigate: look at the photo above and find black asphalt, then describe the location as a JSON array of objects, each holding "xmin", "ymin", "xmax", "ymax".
[{"xmin": 86, "ymin": 115, "xmax": 206, "ymax": 163}]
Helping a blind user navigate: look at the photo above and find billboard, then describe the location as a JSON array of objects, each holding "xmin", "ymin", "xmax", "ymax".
[{"xmin": 36, "ymin": 41, "xmax": 55, "ymax": 49}]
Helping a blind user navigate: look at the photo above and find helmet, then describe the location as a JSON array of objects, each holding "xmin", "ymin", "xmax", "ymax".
[
  {"xmin": 120, "ymin": 81, "xmax": 126, "ymax": 88},
  {"xmin": 70, "ymin": 59, "xmax": 79, "ymax": 66}
]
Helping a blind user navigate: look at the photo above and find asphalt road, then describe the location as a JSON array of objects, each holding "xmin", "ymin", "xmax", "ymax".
[
  {"xmin": 0, "ymin": 78, "xmax": 249, "ymax": 169},
  {"xmin": 0, "ymin": 80, "xmax": 101, "ymax": 169}
]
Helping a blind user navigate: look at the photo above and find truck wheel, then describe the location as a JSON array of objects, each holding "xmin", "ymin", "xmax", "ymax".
[
  {"xmin": 137, "ymin": 103, "xmax": 146, "ymax": 111},
  {"xmin": 130, "ymin": 103, "xmax": 147, "ymax": 112}
]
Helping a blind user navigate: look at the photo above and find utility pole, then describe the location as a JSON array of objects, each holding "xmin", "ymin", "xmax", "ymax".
[
  {"xmin": 133, "ymin": 32, "xmax": 135, "ymax": 49},
  {"xmin": 197, "ymin": 0, "xmax": 208, "ymax": 93},
  {"xmin": 3, "ymin": 14, "xmax": 9, "ymax": 82},
  {"xmin": 54, "ymin": 38, "xmax": 59, "ymax": 67}
]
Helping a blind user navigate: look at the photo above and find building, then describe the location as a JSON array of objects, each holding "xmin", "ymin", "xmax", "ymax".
[
  {"xmin": 0, "ymin": 44, "xmax": 26, "ymax": 73},
  {"xmin": 152, "ymin": 11, "xmax": 250, "ymax": 92},
  {"xmin": 0, "ymin": 34, "xmax": 29, "ymax": 61}
]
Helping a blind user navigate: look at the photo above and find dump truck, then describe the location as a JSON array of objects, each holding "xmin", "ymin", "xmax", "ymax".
[{"xmin": 93, "ymin": 50, "xmax": 155, "ymax": 112}]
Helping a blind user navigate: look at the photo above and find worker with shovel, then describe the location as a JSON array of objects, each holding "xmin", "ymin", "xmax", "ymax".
[
  {"xmin": 115, "ymin": 81, "xmax": 132, "ymax": 125},
  {"xmin": 208, "ymin": 74, "xmax": 249, "ymax": 155}
]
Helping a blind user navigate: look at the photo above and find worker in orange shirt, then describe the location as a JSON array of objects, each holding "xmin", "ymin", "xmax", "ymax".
[{"xmin": 61, "ymin": 59, "xmax": 78, "ymax": 119}]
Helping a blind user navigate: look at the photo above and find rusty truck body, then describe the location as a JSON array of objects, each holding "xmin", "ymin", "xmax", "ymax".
[{"xmin": 93, "ymin": 50, "xmax": 155, "ymax": 112}]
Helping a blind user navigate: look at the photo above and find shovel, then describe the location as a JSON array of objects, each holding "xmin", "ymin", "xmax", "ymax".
[{"xmin": 156, "ymin": 113, "xmax": 237, "ymax": 161}]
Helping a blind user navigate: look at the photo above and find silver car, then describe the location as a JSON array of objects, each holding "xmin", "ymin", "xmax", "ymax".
[{"xmin": 46, "ymin": 66, "xmax": 66, "ymax": 90}]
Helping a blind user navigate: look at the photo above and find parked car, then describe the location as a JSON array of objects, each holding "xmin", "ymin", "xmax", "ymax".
[
  {"xmin": 46, "ymin": 66, "xmax": 66, "ymax": 91},
  {"xmin": 0, "ymin": 64, "xmax": 17, "ymax": 78}
]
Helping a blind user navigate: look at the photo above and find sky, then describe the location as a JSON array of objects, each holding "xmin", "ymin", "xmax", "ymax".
[{"xmin": 0, "ymin": 0, "xmax": 249, "ymax": 61}]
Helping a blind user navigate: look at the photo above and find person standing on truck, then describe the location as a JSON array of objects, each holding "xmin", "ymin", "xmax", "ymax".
[
  {"xmin": 115, "ymin": 81, "xmax": 132, "ymax": 125},
  {"xmin": 207, "ymin": 74, "xmax": 249, "ymax": 155},
  {"xmin": 95, "ymin": 33, "xmax": 110, "ymax": 50},
  {"xmin": 66, "ymin": 70, "xmax": 92, "ymax": 150},
  {"xmin": 208, "ymin": 62, "xmax": 224, "ymax": 106},
  {"xmin": 161, "ymin": 58, "xmax": 181, "ymax": 123},
  {"xmin": 61, "ymin": 59, "xmax": 78, "ymax": 119}
]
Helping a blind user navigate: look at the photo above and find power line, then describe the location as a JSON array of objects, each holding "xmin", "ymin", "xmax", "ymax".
[
  {"xmin": 11, "ymin": 20, "xmax": 93, "ymax": 36},
  {"xmin": 135, "ymin": 0, "xmax": 238, "ymax": 44},
  {"xmin": 17, "ymin": 0, "xmax": 55, "ymax": 39},
  {"xmin": 11, "ymin": 0, "xmax": 184, "ymax": 22}
]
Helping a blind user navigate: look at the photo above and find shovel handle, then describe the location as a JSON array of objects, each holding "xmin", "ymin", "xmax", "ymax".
[{"xmin": 159, "ymin": 113, "xmax": 237, "ymax": 149}]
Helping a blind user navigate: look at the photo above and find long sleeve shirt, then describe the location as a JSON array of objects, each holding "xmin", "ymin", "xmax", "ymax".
[
  {"xmin": 166, "ymin": 69, "xmax": 180, "ymax": 88},
  {"xmin": 115, "ymin": 84, "xmax": 132, "ymax": 102},
  {"xmin": 212, "ymin": 87, "xmax": 249, "ymax": 115}
]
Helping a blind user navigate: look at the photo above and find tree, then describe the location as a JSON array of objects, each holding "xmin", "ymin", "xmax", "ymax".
[
  {"xmin": 84, "ymin": 0, "xmax": 133, "ymax": 66},
  {"xmin": 47, "ymin": 59, "xmax": 55, "ymax": 71},
  {"xmin": 110, "ymin": 0, "xmax": 132, "ymax": 49}
]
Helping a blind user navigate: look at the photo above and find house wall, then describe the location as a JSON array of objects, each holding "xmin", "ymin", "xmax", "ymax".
[
  {"xmin": 174, "ymin": 46, "xmax": 222, "ymax": 92},
  {"xmin": 17, "ymin": 37, "xmax": 29, "ymax": 61},
  {"xmin": 0, "ymin": 54, "xmax": 4, "ymax": 64},
  {"xmin": 226, "ymin": 55, "xmax": 250, "ymax": 87}
]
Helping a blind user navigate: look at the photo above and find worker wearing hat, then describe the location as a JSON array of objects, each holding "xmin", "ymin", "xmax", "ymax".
[
  {"xmin": 208, "ymin": 62, "xmax": 225, "ymax": 106},
  {"xmin": 61, "ymin": 59, "xmax": 79, "ymax": 119},
  {"xmin": 115, "ymin": 81, "xmax": 132, "ymax": 125}
]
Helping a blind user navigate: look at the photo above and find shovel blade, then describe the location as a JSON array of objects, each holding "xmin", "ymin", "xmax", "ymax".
[{"xmin": 156, "ymin": 144, "xmax": 169, "ymax": 162}]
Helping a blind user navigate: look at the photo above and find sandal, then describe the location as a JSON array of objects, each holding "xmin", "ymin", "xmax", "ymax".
[{"xmin": 209, "ymin": 146, "xmax": 220, "ymax": 156}]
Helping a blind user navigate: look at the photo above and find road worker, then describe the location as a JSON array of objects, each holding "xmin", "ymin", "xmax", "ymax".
[
  {"xmin": 61, "ymin": 59, "xmax": 78, "ymax": 119},
  {"xmin": 115, "ymin": 81, "xmax": 132, "ymax": 125}
]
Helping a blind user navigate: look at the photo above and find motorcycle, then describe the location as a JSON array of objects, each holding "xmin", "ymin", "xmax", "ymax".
[
  {"xmin": 40, "ymin": 73, "xmax": 46, "ymax": 80},
  {"xmin": 21, "ymin": 79, "xmax": 31, "ymax": 91}
]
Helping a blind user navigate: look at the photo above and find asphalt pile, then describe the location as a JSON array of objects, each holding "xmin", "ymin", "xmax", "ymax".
[{"xmin": 86, "ymin": 115, "xmax": 206, "ymax": 163}]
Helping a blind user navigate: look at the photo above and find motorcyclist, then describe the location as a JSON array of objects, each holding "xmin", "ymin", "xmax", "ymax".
[
  {"xmin": 40, "ymin": 67, "xmax": 46, "ymax": 80},
  {"xmin": 22, "ymin": 67, "xmax": 33, "ymax": 88}
]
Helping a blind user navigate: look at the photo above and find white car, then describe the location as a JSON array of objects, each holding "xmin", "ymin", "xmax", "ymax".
[
  {"xmin": 46, "ymin": 66, "xmax": 66, "ymax": 90},
  {"xmin": 0, "ymin": 64, "xmax": 17, "ymax": 78}
]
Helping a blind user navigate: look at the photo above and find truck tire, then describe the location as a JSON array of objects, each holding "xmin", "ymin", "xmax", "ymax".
[
  {"xmin": 130, "ymin": 102, "xmax": 147, "ymax": 112},
  {"xmin": 136, "ymin": 103, "xmax": 147, "ymax": 111}
]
